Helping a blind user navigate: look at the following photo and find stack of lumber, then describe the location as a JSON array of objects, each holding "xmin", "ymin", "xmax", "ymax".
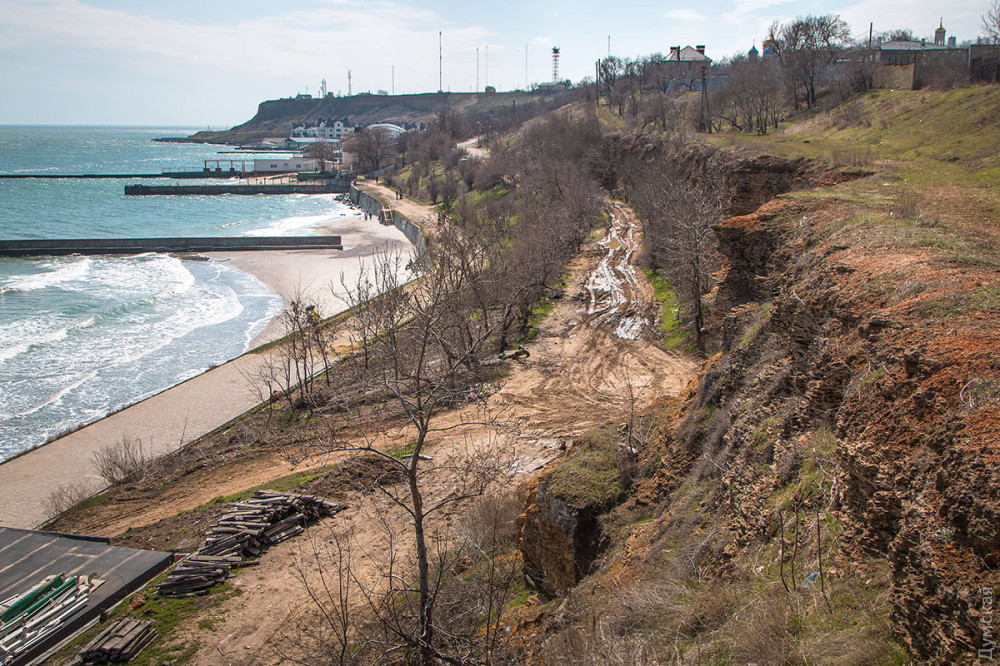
[
  {"xmin": 75, "ymin": 618, "xmax": 155, "ymax": 664},
  {"xmin": 0, "ymin": 574, "xmax": 97, "ymax": 665},
  {"xmin": 156, "ymin": 491, "xmax": 344, "ymax": 598}
]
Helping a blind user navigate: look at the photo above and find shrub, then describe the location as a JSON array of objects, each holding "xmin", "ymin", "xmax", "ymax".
[{"xmin": 92, "ymin": 434, "xmax": 156, "ymax": 485}]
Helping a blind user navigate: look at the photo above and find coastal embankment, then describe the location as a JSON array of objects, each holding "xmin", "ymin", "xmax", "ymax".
[
  {"xmin": 0, "ymin": 205, "xmax": 426, "ymax": 529},
  {"xmin": 0, "ymin": 236, "xmax": 342, "ymax": 258}
]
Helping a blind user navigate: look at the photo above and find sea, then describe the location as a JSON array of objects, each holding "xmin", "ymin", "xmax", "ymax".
[{"xmin": 0, "ymin": 126, "xmax": 359, "ymax": 463}]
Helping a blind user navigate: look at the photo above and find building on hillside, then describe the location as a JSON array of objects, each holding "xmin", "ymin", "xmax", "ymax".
[
  {"xmin": 290, "ymin": 118, "xmax": 355, "ymax": 141},
  {"xmin": 364, "ymin": 123, "xmax": 407, "ymax": 139},
  {"xmin": 652, "ymin": 45, "xmax": 716, "ymax": 91},
  {"xmin": 761, "ymin": 35, "xmax": 779, "ymax": 58},
  {"xmin": 872, "ymin": 20, "xmax": 993, "ymax": 89}
]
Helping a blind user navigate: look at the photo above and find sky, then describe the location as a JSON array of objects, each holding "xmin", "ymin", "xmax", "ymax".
[{"xmin": 0, "ymin": 0, "xmax": 992, "ymax": 126}]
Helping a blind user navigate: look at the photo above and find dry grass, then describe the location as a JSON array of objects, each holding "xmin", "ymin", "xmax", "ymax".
[{"xmin": 43, "ymin": 480, "xmax": 98, "ymax": 520}]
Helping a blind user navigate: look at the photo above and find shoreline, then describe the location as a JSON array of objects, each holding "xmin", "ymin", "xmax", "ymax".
[{"xmin": 0, "ymin": 215, "xmax": 414, "ymax": 530}]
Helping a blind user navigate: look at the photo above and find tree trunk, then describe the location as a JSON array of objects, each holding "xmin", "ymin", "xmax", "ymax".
[{"xmin": 410, "ymin": 429, "xmax": 434, "ymax": 663}]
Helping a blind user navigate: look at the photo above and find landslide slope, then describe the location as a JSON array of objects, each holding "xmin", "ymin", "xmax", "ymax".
[{"xmin": 519, "ymin": 87, "xmax": 1000, "ymax": 664}]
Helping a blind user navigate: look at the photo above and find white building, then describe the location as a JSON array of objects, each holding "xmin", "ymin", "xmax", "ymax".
[
  {"xmin": 290, "ymin": 117, "xmax": 355, "ymax": 140},
  {"xmin": 253, "ymin": 158, "xmax": 320, "ymax": 173},
  {"xmin": 365, "ymin": 123, "xmax": 406, "ymax": 139}
]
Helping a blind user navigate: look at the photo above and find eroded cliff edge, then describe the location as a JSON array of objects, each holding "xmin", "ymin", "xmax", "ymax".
[{"xmin": 518, "ymin": 144, "xmax": 999, "ymax": 662}]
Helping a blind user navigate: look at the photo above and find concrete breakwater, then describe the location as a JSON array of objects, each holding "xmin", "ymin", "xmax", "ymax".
[
  {"xmin": 349, "ymin": 183, "xmax": 427, "ymax": 258},
  {"xmin": 0, "ymin": 236, "xmax": 343, "ymax": 257},
  {"xmin": 0, "ymin": 170, "xmax": 240, "ymax": 180},
  {"xmin": 125, "ymin": 181, "xmax": 351, "ymax": 196}
]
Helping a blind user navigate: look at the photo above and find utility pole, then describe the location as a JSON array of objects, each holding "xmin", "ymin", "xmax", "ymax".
[
  {"xmin": 701, "ymin": 65, "xmax": 711, "ymax": 133},
  {"xmin": 595, "ymin": 59, "xmax": 600, "ymax": 104},
  {"xmin": 438, "ymin": 31, "xmax": 443, "ymax": 93}
]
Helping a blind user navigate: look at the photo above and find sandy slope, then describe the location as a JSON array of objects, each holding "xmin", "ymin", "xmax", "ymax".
[{"xmin": 164, "ymin": 200, "xmax": 696, "ymax": 664}]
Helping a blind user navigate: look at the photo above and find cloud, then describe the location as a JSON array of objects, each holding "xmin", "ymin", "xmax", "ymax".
[
  {"xmin": 663, "ymin": 9, "xmax": 706, "ymax": 21},
  {"xmin": 0, "ymin": 0, "xmax": 488, "ymax": 90},
  {"xmin": 722, "ymin": 0, "xmax": 796, "ymax": 24}
]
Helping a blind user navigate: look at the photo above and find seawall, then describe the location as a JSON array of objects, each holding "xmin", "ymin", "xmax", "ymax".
[
  {"xmin": 349, "ymin": 183, "xmax": 427, "ymax": 258},
  {"xmin": 0, "ymin": 236, "xmax": 343, "ymax": 257}
]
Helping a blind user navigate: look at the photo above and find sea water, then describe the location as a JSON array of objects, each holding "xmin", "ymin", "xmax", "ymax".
[{"xmin": 0, "ymin": 126, "xmax": 359, "ymax": 462}]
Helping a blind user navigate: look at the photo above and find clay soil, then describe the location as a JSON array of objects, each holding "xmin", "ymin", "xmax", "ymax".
[{"xmin": 48, "ymin": 199, "xmax": 695, "ymax": 665}]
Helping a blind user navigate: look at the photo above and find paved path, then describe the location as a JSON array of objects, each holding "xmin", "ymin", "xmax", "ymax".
[
  {"xmin": 0, "ymin": 356, "xmax": 263, "ymax": 529},
  {"xmin": 356, "ymin": 180, "xmax": 440, "ymax": 231}
]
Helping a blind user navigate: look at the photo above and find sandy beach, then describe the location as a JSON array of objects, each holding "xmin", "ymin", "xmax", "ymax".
[{"xmin": 0, "ymin": 215, "xmax": 415, "ymax": 530}]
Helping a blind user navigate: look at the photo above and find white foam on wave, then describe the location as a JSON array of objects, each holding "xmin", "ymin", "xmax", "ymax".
[
  {"xmin": 0, "ymin": 315, "xmax": 96, "ymax": 365},
  {"xmin": 0, "ymin": 256, "xmax": 93, "ymax": 293},
  {"xmin": 77, "ymin": 254, "xmax": 196, "ymax": 301},
  {"xmin": 92, "ymin": 275, "xmax": 245, "ymax": 370},
  {"xmin": 243, "ymin": 195, "xmax": 350, "ymax": 237},
  {"xmin": 0, "ymin": 369, "xmax": 99, "ymax": 422}
]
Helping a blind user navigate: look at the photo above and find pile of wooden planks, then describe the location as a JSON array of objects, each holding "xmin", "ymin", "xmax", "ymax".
[
  {"xmin": 156, "ymin": 491, "xmax": 345, "ymax": 598},
  {"xmin": 74, "ymin": 618, "xmax": 155, "ymax": 664}
]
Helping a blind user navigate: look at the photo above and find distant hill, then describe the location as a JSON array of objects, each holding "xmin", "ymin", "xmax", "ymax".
[{"xmin": 177, "ymin": 90, "xmax": 573, "ymax": 144}]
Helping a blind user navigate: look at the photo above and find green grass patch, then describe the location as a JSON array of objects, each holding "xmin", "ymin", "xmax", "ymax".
[
  {"xmin": 387, "ymin": 440, "xmax": 417, "ymax": 459},
  {"xmin": 521, "ymin": 296, "xmax": 556, "ymax": 340},
  {"xmin": 547, "ymin": 423, "xmax": 623, "ymax": 509},
  {"xmin": 642, "ymin": 267, "xmax": 694, "ymax": 350},
  {"xmin": 50, "ymin": 573, "xmax": 242, "ymax": 666},
  {"xmin": 194, "ymin": 465, "xmax": 336, "ymax": 510}
]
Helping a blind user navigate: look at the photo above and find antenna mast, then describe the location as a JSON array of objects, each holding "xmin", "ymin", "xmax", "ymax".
[
  {"xmin": 347, "ymin": 70, "xmax": 352, "ymax": 96},
  {"xmin": 552, "ymin": 47, "xmax": 560, "ymax": 82},
  {"xmin": 438, "ymin": 31, "xmax": 443, "ymax": 92}
]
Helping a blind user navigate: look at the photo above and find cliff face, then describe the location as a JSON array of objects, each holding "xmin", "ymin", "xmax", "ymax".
[
  {"xmin": 517, "ymin": 146, "xmax": 1000, "ymax": 662},
  {"xmin": 709, "ymin": 195, "xmax": 999, "ymax": 661}
]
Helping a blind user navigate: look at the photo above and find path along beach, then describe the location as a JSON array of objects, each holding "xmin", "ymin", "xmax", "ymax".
[{"xmin": 0, "ymin": 213, "xmax": 414, "ymax": 529}]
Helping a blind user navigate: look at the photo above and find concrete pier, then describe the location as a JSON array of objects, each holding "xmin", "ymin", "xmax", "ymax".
[
  {"xmin": 0, "ymin": 236, "xmax": 343, "ymax": 257},
  {"xmin": 125, "ymin": 182, "xmax": 350, "ymax": 196},
  {"xmin": 0, "ymin": 170, "xmax": 239, "ymax": 180}
]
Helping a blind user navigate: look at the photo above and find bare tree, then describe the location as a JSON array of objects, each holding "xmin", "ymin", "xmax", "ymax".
[
  {"xmin": 714, "ymin": 55, "xmax": 783, "ymax": 134},
  {"xmin": 779, "ymin": 15, "xmax": 851, "ymax": 109},
  {"xmin": 318, "ymin": 235, "xmax": 516, "ymax": 663},
  {"xmin": 306, "ymin": 141, "xmax": 339, "ymax": 172},
  {"xmin": 354, "ymin": 127, "xmax": 395, "ymax": 178},
  {"xmin": 242, "ymin": 290, "xmax": 335, "ymax": 415},
  {"xmin": 627, "ymin": 155, "xmax": 725, "ymax": 355},
  {"xmin": 985, "ymin": 0, "xmax": 1000, "ymax": 43}
]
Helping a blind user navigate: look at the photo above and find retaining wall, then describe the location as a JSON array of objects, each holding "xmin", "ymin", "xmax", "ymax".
[
  {"xmin": 0, "ymin": 236, "xmax": 343, "ymax": 257},
  {"xmin": 349, "ymin": 183, "xmax": 428, "ymax": 258}
]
